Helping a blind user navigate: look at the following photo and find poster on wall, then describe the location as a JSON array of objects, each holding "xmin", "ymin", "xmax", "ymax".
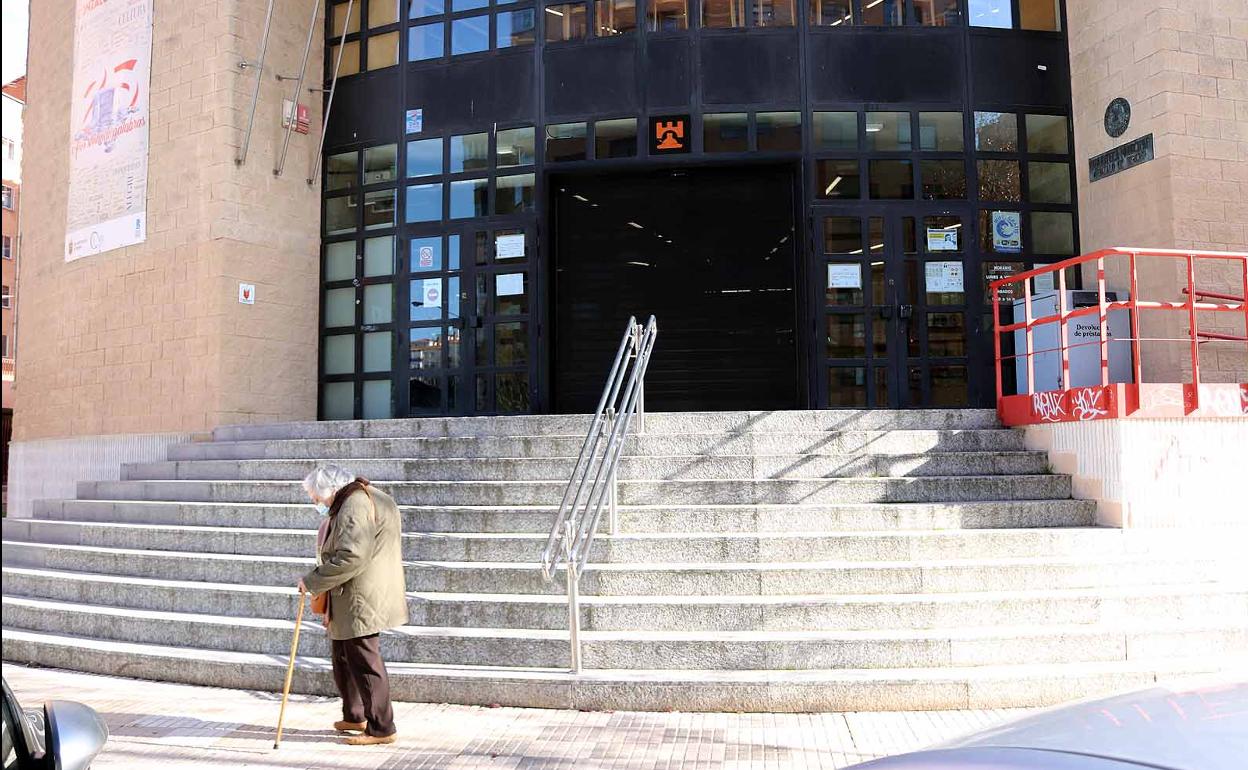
[
  {"xmin": 64, "ymin": 0, "xmax": 153, "ymax": 262},
  {"xmin": 992, "ymin": 211, "xmax": 1022, "ymax": 254}
]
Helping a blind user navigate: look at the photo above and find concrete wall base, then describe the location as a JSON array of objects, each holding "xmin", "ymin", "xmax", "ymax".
[
  {"xmin": 1024, "ymin": 418, "xmax": 1248, "ymax": 528},
  {"xmin": 6, "ymin": 432, "xmax": 195, "ymax": 518}
]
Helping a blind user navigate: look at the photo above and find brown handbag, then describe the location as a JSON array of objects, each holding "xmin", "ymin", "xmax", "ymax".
[{"xmin": 309, "ymin": 486, "xmax": 376, "ymax": 617}]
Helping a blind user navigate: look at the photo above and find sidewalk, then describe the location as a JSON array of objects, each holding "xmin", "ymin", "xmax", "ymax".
[{"xmin": 2, "ymin": 663, "xmax": 1034, "ymax": 769}]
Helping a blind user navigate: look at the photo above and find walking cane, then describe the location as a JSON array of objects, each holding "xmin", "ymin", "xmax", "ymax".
[{"xmin": 274, "ymin": 587, "xmax": 308, "ymax": 750}]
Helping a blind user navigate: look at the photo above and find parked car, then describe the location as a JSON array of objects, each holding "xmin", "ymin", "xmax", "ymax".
[
  {"xmin": 849, "ymin": 679, "xmax": 1247, "ymax": 769},
  {"xmin": 2, "ymin": 677, "xmax": 108, "ymax": 770}
]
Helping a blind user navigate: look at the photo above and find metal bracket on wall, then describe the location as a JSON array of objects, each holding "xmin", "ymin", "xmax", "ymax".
[
  {"xmin": 307, "ymin": 0, "xmax": 355, "ymax": 186},
  {"xmin": 235, "ymin": 0, "xmax": 276, "ymax": 166},
  {"xmin": 274, "ymin": 0, "xmax": 324, "ymax": 177}
]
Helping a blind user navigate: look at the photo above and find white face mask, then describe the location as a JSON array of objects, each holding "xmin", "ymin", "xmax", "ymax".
[{"xmin": 314, "ymin": 502, "xmax": 330, "ymax": 516}]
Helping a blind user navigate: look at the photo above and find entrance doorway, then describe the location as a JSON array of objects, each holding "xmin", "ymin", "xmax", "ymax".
[
  {"xmin": 817, "ymin": 208, "xmax": 976, "ymax": 408},
  {"xmin": 551, "ymin": 166, "xmax": 801, "ymax": 413}
]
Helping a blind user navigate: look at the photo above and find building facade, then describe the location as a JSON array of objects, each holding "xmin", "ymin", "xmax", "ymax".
[{"xmin": 2, "ymin": 75, "xmax": 23, "ymax": 493}]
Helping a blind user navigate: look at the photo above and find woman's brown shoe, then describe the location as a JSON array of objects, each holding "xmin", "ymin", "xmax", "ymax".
[
  {"xmin": 333, "ymin": 720, "xmax": 367, "ymax": 732},
  {"xmin": 346, "ymin": 733, "xmax": 396, "ymax": 746}
]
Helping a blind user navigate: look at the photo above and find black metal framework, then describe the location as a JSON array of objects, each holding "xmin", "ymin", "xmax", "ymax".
[{"xmin": 318, "ymin": 0, "xmax": 1075, "ymax": 417}]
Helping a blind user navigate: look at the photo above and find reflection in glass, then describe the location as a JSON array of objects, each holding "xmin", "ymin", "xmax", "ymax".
[
  {"xmin": 448, "ymin": 277, "xmax": 461, "ymax": 319},
  {"xmin": 920, "ymin": 160, "xmax": 967, "ymax": 200},
  {"xmin": 498, "ymin": 127, "xmax": 536, "ymax": 166},
  {"xmin": 362, "ymin": 380, "xmax": 391, "ymax": 419},
  {"xmin": 325, "ymin": 241, "xmax": 355, "ymax": 282},
  {"xmin": 409, "ymin": 22, "xmax": 444, "ymax": 61},
  {"xmin": 409, "ymin": 0, "xmax": 444, "ymax": 19},
  {"xmin": 702, "ymin": 0, "xmax": 745, "ymax": 27},
  {"xmin": 363, "ymin": 189, "xmax": 396, "ymax": 229},
  {"xmin": 648, "ymin": 0, "xmax": 687, "ymax": 30},
  {"xmin": 452, "ymin": 15, "xmax": 489, "ymax": 55},
  {"xmin": 1031, "ymin": 211, "xmax": 1075, "ymax": 254},
  {"xmin": 410, "ymin": 376, "xmax": 442, "ymax": 411},
  {"xmin": 869, "ymin": 160, "xmax": 914, "ymax": 199},
  {"xmin": 546, "ymin": 122, "xmax": 588, "ymax": 161},
  {"xmin": 367, "ymin": 31, "xmax": 400, "ymax": 70},
  {"xmin": 974, "ymin": 112, "xmax": 1018, "ymax": 152},
  {"xmin": 919, "ymin": 112, "xmax": 964, "ymax": 151},
  {"xmin": 595, "ymin": 119, "xmax": 638, "ymax": 158},
  {"xmin": 1026, "ymin": 114, "xmax": 1069, "ymax": 154},
  {"xmin": 405, "ymin": 183, "xmax": 442, "ymax": 222},
  {"xmin": 596, "ymin": 0, "xmax": 637, "ymax": 35},
  {"xmin": 370, "ymin": 1, "xmax": 400, "ymax": 27},
  {"xmin": 407, "ymin": 138, "xmax": 443, "ymax": 178},
  {"xmin": 450, "ymin": 178, "xmax": 488, "ymax": 219},
  {"xmin": 862, "ymin": 0, "xmax": 903, "ymax": 26},
  {"xmin": 333, "ymin": 2, "xmax": 360, "ymax": 35},
  {"xmin": 496, "ymin": 174, "xmax": 536, "ymax": 214},
  {"xmin": 363, "ymin": 332, "xmax": 392, "ymax": 372},
  {"xmin": 322, "ymin": 382, "xmax": 354, "ymax": 420},
  {"xmin": 968, "ymin": 0, "xmax": 1010, "ymax": 28},
  {"xmin": 324, "ymin": 334, "xmax": 354, "ymax": 375},
  {"xmin": 1028, "ymin": 162, "xmax": 1072, "ymax": 204},
  {"xmin": 914, "ymin": 0, "xmax": 961, "ymax": 26},
  {"xmin": 546, "ymin": 3, "xmax": 588, "ymax": 41},
  {"xmin": 866, "ymin": 112, "xmax": 911, "ymax": 151},
  {"xmin": 453, "ymin": 0, "xmax": 489, "ymax": 11},
  {"xmin": 495, "ymin": 321, "xmax": 529, "ymax": 365},
  {"xmin": 363, "ymin": 283, "xmax": 393, "ymax": 324},
  {"xmin": 827, "ymin": 315, "xmax": 866, "ymax": 358},
  {"xmin": 755, "ymin": 0, "xmax": 795, "ymax": 26},
  {"xmin": 498, "ymin": 9, "xmax": 537, "ymax": 47},
  {"xmin": 448, "ymin": 327, "xmax": 462, "ymax": 368},
  {"xmin": 496, "ymin": 273, "xmax": 529, "ymax": 314},
  {"xmin": 817, "ymin": 160, "xmax": 861, "ymax": 200},
  {"xmin": 326, "ymin": 152, "xmax": 358, "ymax": 192},
  {"xmin": 330, "ymin": 41, "xmax": 361, "ymax": 77},
  {"xmin": 324, "ymin": 288, "xmax": 356, "ymax": 328},
  {"xmin": 325, "ymin": 195, "xmax": 356, "ymax": 235},
  {"xmin": 931, "ymin": 365, "xmax": 968, "ymax": 406},
  {"xmin": 813, "ymin": 112, "xmax": 858, "ymax": 150},
  {"xmin": 409, "ymin": 327, "xmax": 444, "ymax": 370},
  {"xmin": 823, "ymin": 217, "xmax": 862, "ymax": 254},
  {"xmin": 828, "ymin": 367, "xmax": 867, "ymax": 407},
  {"xmin": 978, "ymin": 160, "xmax": 1021, "ymax": 201},
  {"xmin": 757, "ymin": 112, "xmax": 802, "ymax": 152},
  {"xmin": 810, "ymin": 0, "xmax": 853, "ymax": 26},
  {"xmin": 496, "ymin": 373, "xmax": 530, "ymax": 413},
  {"xmin": 450, "ymin": 133, "xmax": 489, "ymax": 172},
  {"xmin": 363, "ymin": 145, "xmax": 398, "ymax": 184},
  {"xmin": 704, "ymin": 113, "xmax": 748, "ymax": 153},
  {"xmin": 927, "ymin": 313, "xmax": 966, "ymax": 356},
  {"xmin": 1020, "ymin": 0, "xmax": 1061, "ymax": 30}
]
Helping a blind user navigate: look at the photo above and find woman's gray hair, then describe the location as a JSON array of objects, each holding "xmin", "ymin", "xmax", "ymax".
[{"xmin": 302, "ymin": 464, "xmax": 356, "ymax": 501}]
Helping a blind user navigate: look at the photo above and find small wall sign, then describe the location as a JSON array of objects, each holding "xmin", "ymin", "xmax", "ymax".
[
  {"xmin": 238, "ymin": 283, "xmax": 256, "ymax": 305},
  {"xmin": 406, "ymin": 108, "xmax": 423, "ymax": 135},
  {"xmin": 649, "ymin": 115, "xmax": 690, "ymax": 155},
  {"xmin": 992, "ymin": 211, "xmax": 1022, "ymax": 254},
  {"xmin": 282, "ymin": 100, "xmax": 309, "ymax": 134},
  {"xmin": 1104, "ymin": 98, "xmax": 1131, "ymax": 138},
  {"xmin": 1090, "ymin": 134, "xmax": 1155, "ymax": 182}
]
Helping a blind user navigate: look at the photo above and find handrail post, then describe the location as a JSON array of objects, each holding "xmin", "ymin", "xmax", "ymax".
[
  {"xmin": 1057, "ymin": 267, "xmax": 1070, "ymax": 391},
  {"xmin": 565, "ymin": 535, "xmax": 582, "ymax": 674},
  {"xmin": 1186, "ymin": 253, "xmax": 1201, "ymax": 410},
  {"xmin": 309, "ymin": 0, "xmax": 355, "ymax": 185},
  {"xmin": 1129, "ymin": 252, "xmax": 1143, "ymax": 393},
  {"xmin": 236, "ymin": 0, "xmax": 277, "ymax": 166},
  {"xmin": 1097, "ymin": 255, "xmax": 1110, "ymax": 387},
  {"xmin": 1024, "ymin": 275, "xmax": 1034, "ymax": 395},
  {"xmin": 275, "ymin": 0, "xmax": 323, "ymax": 177}
]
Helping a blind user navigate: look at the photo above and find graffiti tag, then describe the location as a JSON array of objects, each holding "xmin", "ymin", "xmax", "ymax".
[
  {"xmin": 1072, "ymin": 387, "xmax": 1110, "ymax": 421},
  {"xmin": 1032, "ymin": 391, "xmax": 1067, "ymax": 423}
]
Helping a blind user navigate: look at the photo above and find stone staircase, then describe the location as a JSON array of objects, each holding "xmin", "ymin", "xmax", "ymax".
[{"xmin": 3, "ymin": 410, "xmax": 1246, "ymax": 712}]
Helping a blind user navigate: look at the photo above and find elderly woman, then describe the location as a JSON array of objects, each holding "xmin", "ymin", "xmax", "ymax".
[{"xmin": 297, "ymin": 465, "xmax": 408, "ymax": 746}]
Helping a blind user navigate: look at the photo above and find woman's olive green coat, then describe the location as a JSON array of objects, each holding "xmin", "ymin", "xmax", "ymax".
[{"xmin": 303, "ymin": 486, "xmax": 409, "ymax": 641}]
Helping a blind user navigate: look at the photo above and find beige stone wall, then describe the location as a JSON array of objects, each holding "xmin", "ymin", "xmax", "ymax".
[
  {"xmin": 1068, "ymin": 0, "xmax": 1248, "ymax": 384},
  {"xmin": 13, "ymin": 0, "xmax": 323, "ymax": 441}
]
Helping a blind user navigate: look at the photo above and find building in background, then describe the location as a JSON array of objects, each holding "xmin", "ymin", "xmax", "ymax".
[{"xmin": 1, "ymin": 75, "xmax": 23, "ymax": 498}]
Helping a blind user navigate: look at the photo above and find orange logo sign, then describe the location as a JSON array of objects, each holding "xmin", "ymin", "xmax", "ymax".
[{"xmin": 650, "ymin": 115, "xmax": 691, "ymax": 154}]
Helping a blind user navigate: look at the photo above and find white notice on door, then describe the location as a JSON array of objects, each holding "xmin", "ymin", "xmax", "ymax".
[
  {"xmin": 422, "ymin": 278, "xmax": 442, "ymax": 310},
  {"xmin": 925, "ymin": 261, "xmax": 964, "ymax": 293},
  {"xmin": 496, "ymin": 273, "xmax": 525, "ymax": 297},
  {"xmin": 495, "ymin": 234, "xmax": 525, "ymax": 259},
  {"xmin": 827, "ymin": 264, "xmax": 862, "ymax": 289}
]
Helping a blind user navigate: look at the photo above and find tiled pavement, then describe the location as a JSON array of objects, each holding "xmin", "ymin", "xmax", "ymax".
[{"xmin": 2, "ymin": 663, "xmax": 1036, "ymax": 769}]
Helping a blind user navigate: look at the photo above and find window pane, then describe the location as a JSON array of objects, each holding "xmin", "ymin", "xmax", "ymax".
[
  {"xmin": 755, "ymin": 0, "xmax": 795, "ymax": 26},
  {"xmin": 496, "ymin": 174, "xmax": 536, "ymax": 214},
  {"xmin": 409, "ymin": 23, "xmax": 444, "ymax": 61},
  {"xmin": 363, "ymin": 283, "xmax": 393, "ymax": 324},
  {"xmin": 362, "ymin": 380, "xmax": 392, "ymax": 419},
  {"xmin": 968, "ymin": 0, "xmax": 1011, "ymax": 28},
  {"xmin": 702, "ymin": 0, "xmax": 745, "ymax": 28},
  {"xmin": 452, "ymin": 15, "xmax": 489, "ymax": 55},
  {"xmin": 546, "ymin": 122, "xmax": 588, "ymax": 161},
  {"xmin": 448, "ymin": 276, "xmax": 461, "ymax": 320},
  {"xmin": 919, "ymin": 112, "xmax": 964, "ymax": 152},
  {"xmin": 866, "ymin": 112, "xmax": 911, "ymax": 151},
  {"xmin": 363, "ymin": 189, "xmax": 396, "ymax": 229},
  {"xmin": 333, "ymin": 2, "xmax": 360, "ymax": 35},
  {"xmin": 364, "ymin": 236, "xmax": 394, "ymax": 277},
  {"xmin": 449, "ymin": 234, "xmax": 461, "ymax": 270},
  {"xmin": 978, "ymin": 160, "xmax": 1021, "ymax": 202},
  {"xmin": 363, "ymin": 145, "xmax": 398, "ymax": 184},
  {"xmin": 453, "ymin": 0, "xmax": 489, "ymax": 10},
  {"xmin": 448, "ymin": 327, "xmax": 463, "ymax": 368},
  {"xmin": 817, "ymin": 159, "xmax": 861, "ymax": 200},
  {"xmin": 411, "ymin": 236, "xmax": 442, "ymax": 273},
  {"xmin": 921, "ymin": 160, "xmax": 966, "ymax": 200},
  {"xmin": 363, "ymin": 332, "xmax": 393, "ymax": 372},
  {"xmin": 827, "ymin": 315, "xmax": 866, "ymax": 358},
  {"xmin": 410, "ymin": 376, "xmax": 443, "ymax": 411},
  {"xmin": 450, "ymin": 178, "xmax": 488, "ymax": 219},
  {"xmin": 648, "ymin": 0, "xmax": 687, "ymax": 30},
  {"xmin": 828, "ymin": 367, "xmax": 867, "ymax": 407},
  {"xmin": 498, "ymin": 126, "xmax": 536, "ymax": 166},
  {"xmin": 927, "ymin": 313, "xmax": 966, "ymax": 356},
  {"xmin": 367, "ymin": 31, "xmax": 400, "ymax": 70},
  {"xmin": 498, "ymin": 9, "xmax": 537, "ymax": 47},
  {"xmin": 450, "ymin": 133, "xmax": 489, "ymax": 172},
  {"xmin": 596, "ymin": 0, "xmax": 637, "ymax": 35},
  {"xmin": 1031, "ymin": 211, "xmax": 1075, "ymax": 254},
  {"xmin": 869, "ymin": 160, "xmax": 914, "ymax": 199},
  {"xmin": 974, "ymin": 112, "xmax": 1017, "ymax": 152},
  {"xmin": 322, "ymin": 382, "xmax": 354, "ymax": 420},
  {"xmin": 410, "ymin": 327, "xmax": 444, "ymax": 369},
  {"xmin": 813, "ymin": 112, "xmax": 857, "ymax": 150},
  {"xmin": 409, "ymin": 0, "xmax": 444, "ymax": 19},
  {"xmin": 1028, "ymin": 162, "xmax": 1072, "ymax": 204},
  {"xmin": 326, "ymin": 151, "xmax": 358, "ymax": 192},
  {"xmin": 331, "ymin": 41, "xmax": 361, "ymax": 77},
  {"xmin": 412, "ymin": 278, "xmax": 444, "ymax": 322},
  {"xmin": 370, "ymin": 0, "xmax": 401, "ymax": 27},
  {"xmin": 495, "ymin": 321, "xmax": 529, "ymax": 365},
  {"xmin": 757, "ymin": 112, "xmax": 801, "ymax": 152},
  {"xmin": 810, "ymin": 0, "xmax": 853, "ymax": 26},
  {"xmin": 1026, "ymin": 114, "xmax": 1069, "ymax": 154},
  {"xmin": 823, "ymin": 217, "xmax": 863, "ymax": 253},
  {"xmin": 496, "ymin": 372, "xmax": 530, "ymax": 413},
  {"xmin": 595, "ymin": 118, "xmax": 638, "ymax": 158},
  {"xmin": 931, "ymin": 365, "xmax": 968, "ymax": 406},
  {"xmin": 496, "ymin": 272, "xmax": 528, "ymax": 314},
  {"xmin": 914, "ymin": 0, "xmax": 960, "ymax": 26},
  {"xmin": 1019, "ymin": 0, "xmax": 1061, "ymax": 31},
  {"xmin": 862, "ymin": 0, "xmax": 903, "ymax": 26},
  {"xmin": 325, "ymin": 195, "xmax": 356, "ymax": 235},
  {"xmin": 324, "ymin": 287, "xmax": 356, "ymax": 328},
  {"xmin": 405, "ymin": 183, "xmax": 443, "ymax": 222},
  {"xmin": 704, "ymin": 113, "xmax": 748, "ymax": 153},
  {"xmin": 826, "ymin": 264, "xmax": 864, "ymax": 306},
  {"xmin": 324, "ymin": 334, "xmax": 355, "ymax": 374},
  {"xmin": 407, "ymin": 138, "xmax": 442, "ymax": 178},
  {"xmin": 546, "ymin": 4, "xmax": 588, "ymax": 41},
  {"xmin": 326, "ymin": 241, "xmax": 355, "ymax": 282}
]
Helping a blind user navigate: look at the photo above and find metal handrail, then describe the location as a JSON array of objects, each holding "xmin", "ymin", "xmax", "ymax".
[{"xmin": 540, "ymin": 315, "xmax": 658, "ymax": 673}]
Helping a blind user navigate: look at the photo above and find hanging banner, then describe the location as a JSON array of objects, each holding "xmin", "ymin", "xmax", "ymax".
[{"xmin": 65, "ymin": 0, "xmax": 153, "ymax": 262}]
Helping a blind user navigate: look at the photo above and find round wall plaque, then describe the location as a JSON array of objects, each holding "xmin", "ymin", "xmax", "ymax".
[{"xmin": 1104, "ymin": 98, "xmax": 1131, "ymax": 139}]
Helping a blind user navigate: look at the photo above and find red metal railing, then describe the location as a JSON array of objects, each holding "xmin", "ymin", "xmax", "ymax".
[{"xmin": 990, "ymin": 248, "xmax": 1248, "ymax": 425}]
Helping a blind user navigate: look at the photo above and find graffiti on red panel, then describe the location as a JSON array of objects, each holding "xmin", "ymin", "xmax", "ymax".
[
  {"xmin": 1072, "ymin": 387, "xmax": 1110, "ymax": 421},
  {"xmin": 1241, "ymin": 384, "xmax": 1248, "ymax": 414},
  {"xmin": 1031, "ymin": 387, "xmax": 1113, "ymax": 423},
  {"xmin": 1032, "ymin": 391, "xmax": 1068, "ymax": 423}
]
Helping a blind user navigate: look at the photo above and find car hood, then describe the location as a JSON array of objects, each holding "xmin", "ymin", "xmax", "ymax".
[{"xmin": 935, "ymin": 678, "xmax": 1248, "ymax": 770}]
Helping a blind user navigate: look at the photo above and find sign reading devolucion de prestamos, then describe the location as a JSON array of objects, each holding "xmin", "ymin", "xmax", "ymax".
[
  {"xmin": 1089, "ymin": 134, "xmax": 1154, "ymax": 183},
  {"xmin": 65, "ymin": 0, "xmax": 153, "ymax": 262}
]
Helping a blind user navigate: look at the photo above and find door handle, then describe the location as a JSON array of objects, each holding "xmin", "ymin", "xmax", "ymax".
[{"xmin": 899, "ymin": 304, "xmax": 914, "ymax": 320}]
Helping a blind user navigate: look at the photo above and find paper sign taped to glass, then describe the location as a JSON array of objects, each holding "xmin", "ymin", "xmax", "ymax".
[
  {"xmin": 992, "ymin": 211, "xmax": 1022, "ymax": 253},
  {"xmin": 926, "ymin": 261, "xmax": 965, "ymax": 293},
  {"xmin": 926, "ymin": 228, "xmax": 960, "ymax": 252},
  {"xmin": 827, "ymin": 264, "xmax": 862, "ymax": 289}
]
